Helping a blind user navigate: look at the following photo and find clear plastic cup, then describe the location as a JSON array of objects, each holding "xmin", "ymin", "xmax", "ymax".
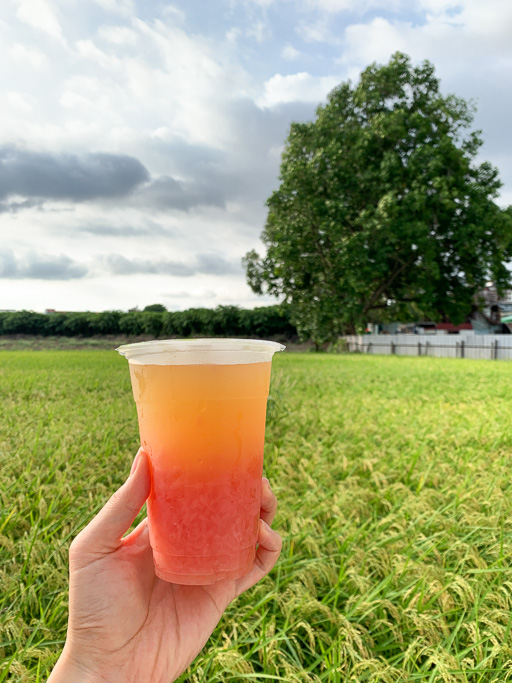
[{"xmin": 117, "ymin": 338, "xmax": 284, "ymax": 584}]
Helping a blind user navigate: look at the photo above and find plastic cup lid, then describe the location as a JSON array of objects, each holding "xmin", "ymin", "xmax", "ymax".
[{"xmin": 116, "ymin": 338, "xmax": 285, "ymax": 365}]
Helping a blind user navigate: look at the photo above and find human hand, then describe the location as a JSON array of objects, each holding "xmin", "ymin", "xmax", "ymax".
[{"xmin": 48, "ymin": 449, "xmax": 282, "ymax": 683}]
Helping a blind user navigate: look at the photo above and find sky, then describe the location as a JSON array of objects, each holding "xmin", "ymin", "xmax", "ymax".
[{"xmin": 1, "ymin": 0, "xmax": 512, "ymax": 313}]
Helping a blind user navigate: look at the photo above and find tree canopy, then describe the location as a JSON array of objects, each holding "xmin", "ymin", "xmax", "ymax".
[
  {"xmin": 244, "ymin": 52, "xmax": 512, "ymax": 341},
  {"xmin": 143, "ymin": 303, "xmax": 167, "ymax": 313}
]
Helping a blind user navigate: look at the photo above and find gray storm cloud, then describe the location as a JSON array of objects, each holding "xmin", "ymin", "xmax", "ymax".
[
  {"xmin": 0, "ymin": 146, "xmax": 150, "ymax": 202},
  {"xmin": 0, "ymin": 99, "xmax": 317, "ymax": 215},
  {"xmin": 0, "ymin": 199, "xmax": 44, "ymax": 213},
  {"xmin": 135, "ymin": 175, "xmax": 226, "ymax": 211},
  {"xmin": 0, "ymin": 249, "xmax": 88, "ymax": 280},
  {"xmin": 0, "ymin": 145, "xmax": 229, "ymax": 212}
]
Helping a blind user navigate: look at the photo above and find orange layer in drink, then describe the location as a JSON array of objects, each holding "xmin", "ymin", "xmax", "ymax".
[{"xmin": 129, "ymin": 361, "xmax": 272, "ymax": 584}]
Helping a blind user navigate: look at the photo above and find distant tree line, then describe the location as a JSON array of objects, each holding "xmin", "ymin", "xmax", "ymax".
[{"xmin": 0, "ymin": 305, "xmax": 297, "ymax": 340}]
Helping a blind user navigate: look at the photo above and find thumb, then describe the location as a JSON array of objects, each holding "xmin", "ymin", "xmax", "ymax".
[{"xmin": 71, "ymin": 449, "xmax": 151, "ymax": 557}]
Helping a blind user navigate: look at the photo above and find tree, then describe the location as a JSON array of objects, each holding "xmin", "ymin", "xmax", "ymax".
[
  {"xmin": 244, "ymin": 52, "xmax": 512, "ymax": 342},
  {"xmin": 143, "ymin": 304, "xmax": 167, "ymax": 313}
]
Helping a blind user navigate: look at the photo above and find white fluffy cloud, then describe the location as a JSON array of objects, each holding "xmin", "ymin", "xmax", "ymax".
[
  {"xmin": 10, "ymin": 42, "xmax": 49, "ymax": 69},
  {"xmin": 92, "ymin": 0, "xmax": 135, "ymax": 16},
  {"xmin": 296, "ymin": 16, "xmax": 336, "ymax": 43},
  {"xmin": 258, "ymin": 72, "xmax": 339, "ymax": 107},
  {"xmin": 342, "ymin": 2, "xmax": 512, "ymax": 69},
  {"xmin": 305, "ymin": 0, "xmax": 403, "ymax": 11},
  {"xmin": 98, "ymin": 24, "xmax": 139, "ymax": 45},
  {"xmin": 282, "ymin": 43, "xmax": 300, "ymax": 60},
  {"xmin": 15, "ymin": 0, "xmax": 64, "ymax": 41},
  {"xmin": 0, "ymin": 13, "xmax": 252, "ymax": 154},
  {"xmin": 6, "ymin": 92, "xmax": 35, "ymax": 112}
]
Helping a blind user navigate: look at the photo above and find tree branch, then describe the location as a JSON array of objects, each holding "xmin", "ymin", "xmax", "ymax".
[
  {"xmin": 368, "ymin": 297, "xmax": 418, "ymax": 310},
  {"xmin": 363, "ymin": 254, "xmax": 417, "ymax": 314}
]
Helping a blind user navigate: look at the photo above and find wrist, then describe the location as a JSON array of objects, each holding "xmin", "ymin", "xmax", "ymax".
[{"xmin": 48, "ymin": 646, "xmax": 105, "ymax": 683}]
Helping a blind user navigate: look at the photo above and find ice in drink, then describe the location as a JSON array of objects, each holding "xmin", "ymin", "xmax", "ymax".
[{"xmin": 117, "ymin": 339, "xmax": 284, "ymax": 585}]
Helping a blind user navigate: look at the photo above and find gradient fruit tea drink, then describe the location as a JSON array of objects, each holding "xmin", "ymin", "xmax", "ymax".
[{"xmin": 117, "ymin": 339, "xmax": 284, "ymax": 585}]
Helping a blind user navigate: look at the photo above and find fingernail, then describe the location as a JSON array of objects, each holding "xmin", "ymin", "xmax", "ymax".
[{"xmin": 130, "ymin": 449, "xmax": 142, "ymax": 476}]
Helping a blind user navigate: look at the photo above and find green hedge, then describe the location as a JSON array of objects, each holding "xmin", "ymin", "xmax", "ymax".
[{"xmin": 0, "ymin": 305, "xmax": 297, "ymax": 340}]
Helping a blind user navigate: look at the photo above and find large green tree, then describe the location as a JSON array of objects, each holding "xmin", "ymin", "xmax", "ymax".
[{"xmin": 244, "ymin": 52, "xmax": 512, "ymax": 341}]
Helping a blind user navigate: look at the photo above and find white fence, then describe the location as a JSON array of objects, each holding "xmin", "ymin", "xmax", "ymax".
[{"xmin": 344, "ymin": 334, "xmax": 512, "ymax": 361}]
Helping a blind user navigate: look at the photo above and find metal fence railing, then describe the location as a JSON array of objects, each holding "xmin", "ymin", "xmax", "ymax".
[{"xmin": 344, "ymin": 334, "xmax": 512, "ymax": 361}]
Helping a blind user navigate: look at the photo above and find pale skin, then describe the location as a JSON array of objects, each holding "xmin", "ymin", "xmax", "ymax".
[{"xmin": 48, "ymin": 449, "xmax": 282, "ymax": 683}]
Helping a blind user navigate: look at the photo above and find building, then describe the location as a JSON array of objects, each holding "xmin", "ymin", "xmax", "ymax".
[{"xmin": 375, "ymin": 284, "xmax": 512, "ymax": 335}]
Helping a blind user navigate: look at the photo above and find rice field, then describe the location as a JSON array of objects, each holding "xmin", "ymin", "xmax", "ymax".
[{"xmin": 2, "ymin": 350, "xmax": 512, "ymax": 681}]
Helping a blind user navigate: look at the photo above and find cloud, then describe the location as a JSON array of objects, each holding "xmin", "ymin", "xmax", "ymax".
[
  {"xmin": 0, "ymin": 249, "xmax": 88, "ymax": 280},
  {"xmin": 103, "ymin": 254, "xmax": 194, "ymax": 277},
  {"xmin": 127, "ymin": 17, "xmax": 250, "ymax": 148},
  {"xmin": 0, "ymin": 146, "xmax": 150, "ymax": 203},
  {"xmin": 97, "ymin": 25, "xmax": 139, "ymax": 45},
  {"xmin": 282, "ymin": 44, "xmax": 301, "ymax": 60},
  {"xmin": 140, "ymin": 98, "xmax": 319, "ymax": 214},
  {"xmin": 417, "ymin": 0, "xmax": 467, "ymax": 12},
  {"xmin": 0, "ymin": 246, "xmax": 242, "ymax": 282},
  {"xmin": 80, "ymin": 222, "xmax": 176, "ymax": 237},
  {"xmin": 296, "ymin": 16, "xmax": 339, "ymax": 43},
  {"xmin": 0, "ymin": 97, "xmax": 316, "ymax": 215},
  {"xmin": 0, "ymin": 199, "xmax": 44, "ymax": 214},
  {"xmin": 92, "ymin": 0, "xmax": 135, "ymax": 16},
  {"xmin": 196, "ymin": 253, "xmax": 243, "ymax": 275},
  {"xmin": 336, "ymin": 3, "xmax": 512, "ymax": 152},
  {"xmin": 226, "ymin": 27, "xmax": 242, "ymax": 44},
  {"xmin": 15, "ymin": 0, "xmax": 65, "ymax": 42},
  {"xmin": 245, "ymin": 0, "xmax": 275, "ymax": 6},
  {"xmin": 162, "ymin": 289, "xmax": 217, "ymax": 300},
  {"xmin": 161, "ymin": 5, "xmax": 186, "ymax": 23},
  {"xmin": 75, "ymin": 39, "xmax": 122, "ymax": 70},
  {"xmin": 246, "ymin": 20, "xmax": 271, "ymax": 43},
  {"xmin": 134, "ymin": 176, "xmax": 226, "ymax": 211},
  {"xmin": 304, "ymin": 0, "xmax": 403, "ymax": 11},
  {"xmin": 101, "ymin": 253, "xmax": 242, "ymax": 277},
  {"xmin": 6, "ymin": 92, "xmax": 34, "ymax": 112},
  {"xmin": 340, "ymin": 3, "xmax": 512, "ymax": 71},
  {"xmin": 10, "ymin": 43, "xmax": 49, "ymax": 69},
  {"xmin": 258, "ymin": 72, "xmax": 339, "ymax": 107}
]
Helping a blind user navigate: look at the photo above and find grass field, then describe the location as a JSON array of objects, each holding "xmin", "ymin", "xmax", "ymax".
[{"xmin": 2, "ymin": 351, "xmax": 512, "ymax": 681}]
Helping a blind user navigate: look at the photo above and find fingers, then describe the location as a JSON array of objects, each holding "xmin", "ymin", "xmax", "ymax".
[
  {"xmin": 260, "ymin": 477, "xmax": 278, "ymax": 526},
  {"xmin": 234, "ymin": 478, "xmax": 280, "ymax": 595},
  {"xmin": 70, "ymin": 449, "xmax": 151, "ymax": 557},
  {"xmin": 122, "ymin": 517, "xmax": 149, "ymax": 548},
  {"xmin": 234, "ymin": 519, "xmax": 282, "ymax": 596}
]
